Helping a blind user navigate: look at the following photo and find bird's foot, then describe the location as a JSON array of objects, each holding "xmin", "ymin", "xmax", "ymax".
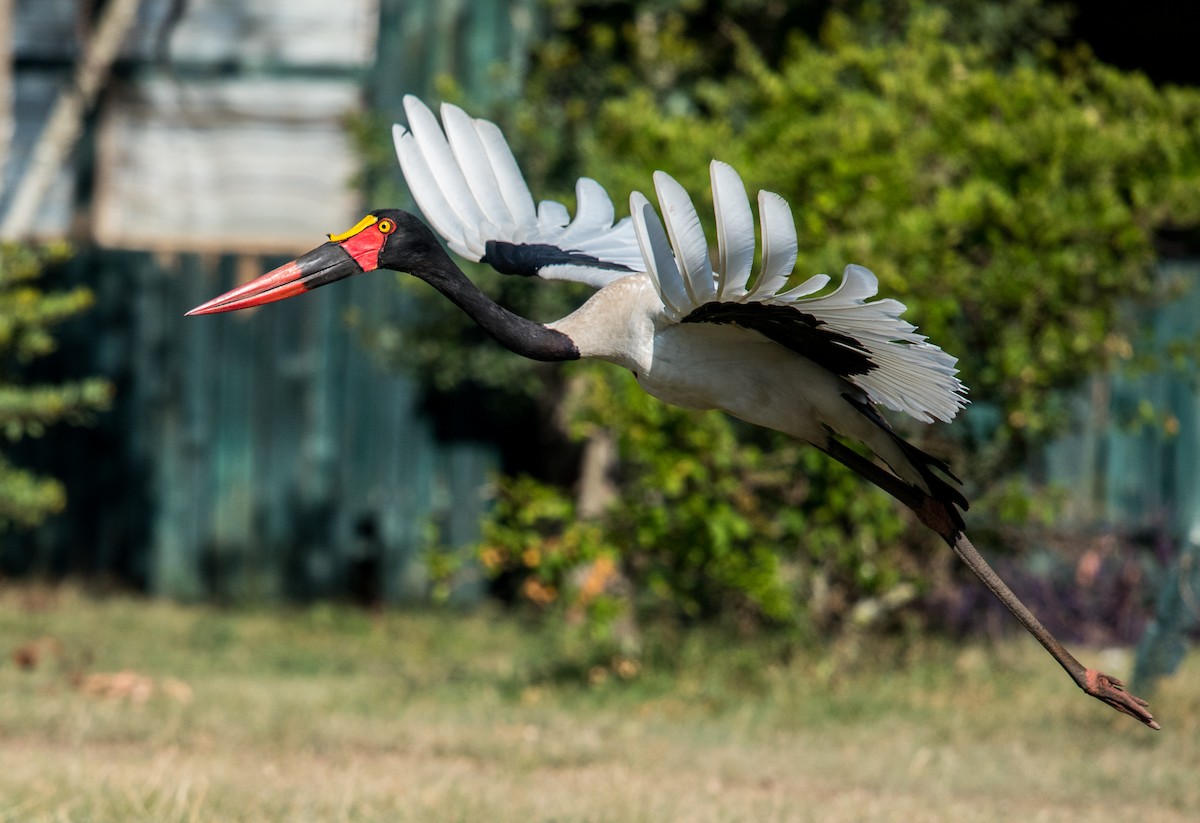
[{"xmin": 1083, "ymin": 669, "xmax": 1159, "ymax": 730}]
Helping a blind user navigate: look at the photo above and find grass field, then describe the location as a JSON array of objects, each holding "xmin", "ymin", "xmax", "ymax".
[{"xmin": 0, "ymin": 584, "xmax": 1196, "ymax": 822}]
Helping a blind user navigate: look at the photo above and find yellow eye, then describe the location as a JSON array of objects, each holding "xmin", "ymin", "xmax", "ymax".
[{"xmin": 377, "ymin": 218, "xmax": 396, "ymax": 235}]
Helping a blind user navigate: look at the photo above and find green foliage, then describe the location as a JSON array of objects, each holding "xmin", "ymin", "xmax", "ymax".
[
  {"xmin": 475, "ymin": 366, "xmax": 927, "ymax": 641},
  {"xmin": 0, "ymin": 243, "xmax": 112, "ymax": 527},
  {"xmin": 469, "ymin": 4, "xmax": 1200, "ymax": 640},
  {"xmin": 576, "ymin": 8, "xmax": 1200, "ymax": 442},
  {"xmin": 365, "ymin": 2, "xmax": 1200, "ymax": 644}
]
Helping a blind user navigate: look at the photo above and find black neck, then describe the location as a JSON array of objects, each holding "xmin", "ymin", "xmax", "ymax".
[{"xmin": 411, "ymin": 247, "xmax": 580, "ymax": 363}]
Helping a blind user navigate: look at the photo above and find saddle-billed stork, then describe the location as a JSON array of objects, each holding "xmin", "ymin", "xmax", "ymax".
[{"xmin": 188, "ymin": 96, "xmax": 1156, "ymax": 729}]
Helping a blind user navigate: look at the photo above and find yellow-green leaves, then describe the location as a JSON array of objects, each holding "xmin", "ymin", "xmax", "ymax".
[
  {"xmin": 580, "ymin": 9, "xmax": 1200, "ymax": 438},
  {"xmin": 0, "ymin": 243, "xmax": 113, "ymax": 528}
]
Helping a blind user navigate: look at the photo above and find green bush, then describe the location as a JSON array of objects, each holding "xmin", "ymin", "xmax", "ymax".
[
  {"xmin": 0, "ymin": 243, "xmax": 112, "ymax": 527},
  {"xmin": 576, "ymin": 8, "xmax": 1200, "ymax": 441},
  {"xmin": 474, "ymin": 365, "xmax": 918, "ymax": 645},
  {"xmin": 393, "ymin": 4, "xmax": 1200, "ymax": 644}
]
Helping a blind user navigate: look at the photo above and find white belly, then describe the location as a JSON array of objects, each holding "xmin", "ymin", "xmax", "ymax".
[{"xmin": 635, "ymin": 324, "xmax": 850, "ymax": 444}]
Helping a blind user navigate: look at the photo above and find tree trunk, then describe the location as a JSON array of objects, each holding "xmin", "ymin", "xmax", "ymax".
[
  {"xmin": 0, "ymin": 0, "xmax": 13, "ymax": 201},
  {"xmin": 0, "ymin": 0, "xmax": 141, "ymax": 238},
  {"xmin": 577, "ymin": 429, "xmax": 618, "ymax": 519}
]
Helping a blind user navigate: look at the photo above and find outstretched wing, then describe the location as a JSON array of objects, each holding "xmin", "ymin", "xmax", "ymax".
[
  {"xmin": 632, "ymin": 161, "xmax": 967, "ymax": 424},
  {"xmin": 393, "ymin": 96, "xmax": 645, "ymax": 288}
]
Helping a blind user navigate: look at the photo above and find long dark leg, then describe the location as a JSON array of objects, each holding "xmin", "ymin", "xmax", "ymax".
[{"xmin": 819, "ymin": 438, "xmax": 1159, "ymax": 730}]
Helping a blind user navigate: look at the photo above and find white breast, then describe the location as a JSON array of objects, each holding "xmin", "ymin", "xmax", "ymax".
[{"xmin": 547, "ymin": 274, "xmax": 662, "ymax": 374}]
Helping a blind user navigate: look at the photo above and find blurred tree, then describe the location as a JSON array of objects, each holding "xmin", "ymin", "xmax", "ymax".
[
  {"xmin": 0, "ymin": 243, "xmax": 112, "ymax": 527},
  {"xmin": 380, "ymin": 2, "xmax": 1200, "ymax": 643}
]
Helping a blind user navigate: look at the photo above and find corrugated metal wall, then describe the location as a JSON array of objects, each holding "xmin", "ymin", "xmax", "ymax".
[{"xmin": 4, "ymin": 0, "xmax": 538, "ymax": 601}]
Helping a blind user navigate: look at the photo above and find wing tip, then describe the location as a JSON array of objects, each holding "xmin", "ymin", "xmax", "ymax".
[
  {"xmin": 757, "ymin": 189, "xmax": 790, "ymax": 211},
  {"xmin": 402, "ymin": 93, "xmax": 427, "ymax": 116},
  {"xmin": 709, "ymin": 159, "xmax": 741, "ymax": 186},
  {"xmin": 439, "ymin": 100, "xmax": 470, "ymax": 124}
]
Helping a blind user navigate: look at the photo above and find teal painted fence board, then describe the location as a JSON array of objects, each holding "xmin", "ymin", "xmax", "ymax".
[
  {"xmin": 1041, "ymin": 260, "xmax": 1200, "ymax": 536},
  {"xmin": 117, "ymin": 253, "xmax": 500, "ymax": 603},
  {"xmin": 137, "ymin": 0, "xmax": 541, "ymax": 601}
]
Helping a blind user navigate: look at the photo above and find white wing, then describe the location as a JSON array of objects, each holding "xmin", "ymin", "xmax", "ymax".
[
  {"xmin": 393, "ymin": 96, "xmax": 645, "ymax": 289},
  {"xmin": 632, "ymin": 161, "xmax": 967, "ymax": 424}
]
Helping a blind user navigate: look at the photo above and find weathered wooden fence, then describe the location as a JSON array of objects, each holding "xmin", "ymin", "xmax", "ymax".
[
  {"xmin": 11, "ymin": 250, "xmax": 497, "ymax": 603},
  {"xmin": 3, "ymin": 0, "xmax": 538, "ymax": 601}
]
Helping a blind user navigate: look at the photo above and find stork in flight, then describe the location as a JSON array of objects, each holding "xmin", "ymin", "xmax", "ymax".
[{"xmin": 188, "ymin": 96, "xmax": 1156, "ymax": 729}]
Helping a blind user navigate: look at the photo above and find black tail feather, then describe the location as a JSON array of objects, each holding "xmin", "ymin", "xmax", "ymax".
[
  {"xmin": 891, "ymin": 435, "xmax": 969, "ymax": 520},
  {"xmin": 831, "ymin": 394, "xmax": 969, "ymax": 534}
]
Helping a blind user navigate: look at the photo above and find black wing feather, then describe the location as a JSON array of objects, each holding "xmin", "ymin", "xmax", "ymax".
[
  {"xmin": 482, "ymin": 240, "xmax": 637, "ymax": 279},
  {"xmin": 681, "ymin": 301, "xmax": 877, "ymax": 378}
]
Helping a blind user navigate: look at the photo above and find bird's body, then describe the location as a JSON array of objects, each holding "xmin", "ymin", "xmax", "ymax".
[
  {"xmin": 551, "ymin": 273, "xmax": 923, "ymax": 489},
  {"xmin": 186, "ymin": 96, "xmax": 1156, "ymax": 729}
]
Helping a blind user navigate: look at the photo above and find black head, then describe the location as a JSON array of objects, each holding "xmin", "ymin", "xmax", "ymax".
[{"xmin": 185, "ymin": 209, "xmax": 440, "ymax": 315}]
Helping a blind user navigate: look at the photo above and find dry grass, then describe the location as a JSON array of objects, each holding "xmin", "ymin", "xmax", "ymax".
[{"xmin": 0, "ymin": 584, "xmax": 1197, "ymax": 822}]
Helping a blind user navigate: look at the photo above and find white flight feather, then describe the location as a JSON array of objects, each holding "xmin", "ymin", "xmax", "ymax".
[
  {"xmin": 653, "ymin": 171, "xmax": 715, "ymax": 306},
  {"xmin": 392, "ymin": 124, "xmax": 467, "ymax": 250},
  {"xmin": 751, "ymin": 191, "xmax": 798, "ymax": 299},
  {"xmin": 634, "ymin": 162, "xmax": 965, "ymax": 423},
  {"xmin": 773, "ymin": 273, "xmax": 830, "ymax": 301},
  {"xmin": 630, "ymin": 193, "xmax": 686, "ymax": 319},
  {"xmin": 559, "ymin": 178, "xmax": 614, "ymax": 243},
  {"xmin": 395, "ymin": 96, "xmax": 642, "ymax": 287},
  {"xmin": 472, "ymin": 118, "xmax": 538, "ymax": 229},
  {"xmin": 402, "ymin": 96, "xmax": 489, "ymax": 250},
  {"xmin": 440, "ymin": 103, "xmax": 516, "ymax": 235},
  {"xmin": 710, "ymin": 161, "xmax": 755, "ymax": 299},
  {"xmin": 537, "ymin": 200, "xmax": 570, "ymax": 230}
]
